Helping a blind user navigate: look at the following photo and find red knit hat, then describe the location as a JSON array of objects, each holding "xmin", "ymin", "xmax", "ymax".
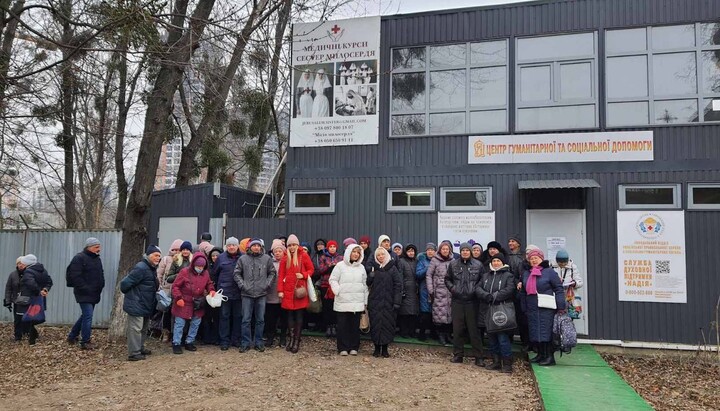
[
  {"xmin": 327, "ymin": 240, "xmax": 338, "ymax": 249},
  {"xmin": 359, "ymin": 235, "xmax": 371, "ymax": 244}
]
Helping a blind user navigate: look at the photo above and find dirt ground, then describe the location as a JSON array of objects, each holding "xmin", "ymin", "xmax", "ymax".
[
  {"xmin": 0, "ymin": 324, "xmax": 541, "ymax": 410},
  {"xmin": 603, "ymin": 352, "xmax": 720, "ymax": 411}
]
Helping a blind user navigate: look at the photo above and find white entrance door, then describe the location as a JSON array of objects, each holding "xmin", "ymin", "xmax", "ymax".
[
  {"xmin": 526, "ymin": 210, "xmax": 588, "ymax": 335},
  {"xmin": 158, "ymin": 217, "xmax": 198, "ymax": 252}
]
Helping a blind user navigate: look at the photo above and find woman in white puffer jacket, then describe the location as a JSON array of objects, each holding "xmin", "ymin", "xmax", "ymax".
[{"xmin": 329, "ymin": 244, "xmax": 369, "ymax": 356}]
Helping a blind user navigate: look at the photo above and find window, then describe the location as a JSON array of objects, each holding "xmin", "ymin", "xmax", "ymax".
[
  {"xmin": 289, "ymin": 189, "xmax": 335, "ymax": 213},
  {"xmin": 688, "ymin": 183, "xmax": 720, "ymax": 209},
  {"xmin": 516, "ymin": 32, "xmax": 598, "ymax": 131},
  {"xmin": 619, "ymin": 184, "xmax": 681, "ymax": 209},
  {"xmin": 440, "ymin": 187, "xmax": 492, "ymax": 211},
  {"xmin": 390, "ymin": 39, "xmax": 509, "ymax": 136},
  {"xmin": 387, "ymin": 188, "xmax": 435, "ymax": 211},
  {"xmin": 606, "ymin": 23, "xmax": 720, "ymax": 126}
]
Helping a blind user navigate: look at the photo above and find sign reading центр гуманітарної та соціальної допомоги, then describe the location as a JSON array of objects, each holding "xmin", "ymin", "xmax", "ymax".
[{"xmin": 468, "ymin": 131, "xmax": 653, "ymax": 164}]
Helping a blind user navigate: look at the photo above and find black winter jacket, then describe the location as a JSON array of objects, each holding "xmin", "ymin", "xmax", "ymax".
[
  {"xmin": 67, "ymin": 250, "xmax": 105, "ymax": 304},
  {"xmin": 476, "ymin": 266, "xmax": 516, "ymax": 328},
  {"xmin": 120, "ymin": 258, "xmax": 159, "ymax": 317},
  {"xmin": 397, "ymin": 256, "xmax": 419, "ymax": 316},
  {"xmin": 445, "ymin": 257, "xmax": 482, "ymax": 303},
  {"xmin": 22, "ymin": 264, "xmax": 53, "ymax": 297},
  {"xmin": 3, "ymin": 269, "xmax": 21, "ymax": 306}
]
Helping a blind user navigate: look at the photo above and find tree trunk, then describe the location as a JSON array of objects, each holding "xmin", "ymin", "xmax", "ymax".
[
  {"xmin": 0, "ymin": 0, "xmax": 25, "ymax": 112},
  {"xmin": 109, "ymin": 0, "xmax": 217, "ymax": 342},
  {"xmin": 59, "ymin": 0, "xmax": 77, "ymax": 228},
  {"xmin": 175, "ymin": 0, "xmax": 276, "ymax": 187}
]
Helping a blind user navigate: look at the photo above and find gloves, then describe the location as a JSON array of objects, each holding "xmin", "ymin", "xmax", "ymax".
[
  {"xmin": 485, "ymin": 294, "xmax": 493, "ymax": 303},
  {"xmin": 176, "ymin": 299, "xmax": 185, "ymax": 307}
]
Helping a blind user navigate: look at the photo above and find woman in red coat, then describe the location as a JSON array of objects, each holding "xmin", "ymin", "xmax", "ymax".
[
  {"xmin": 171, "ymin": 252, "xmax": 215, "ymax": 354},
  {"xmin": 278, "ymin": 234, "xmax": 314, "ymax": 353}
]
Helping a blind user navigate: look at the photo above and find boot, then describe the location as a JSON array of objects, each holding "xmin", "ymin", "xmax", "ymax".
[
  {"xmin": 286, "ymin": 327, "xmax": 294, "ymax": 352},
  {"xmin": 485, "ymin": 355, "xmax": 501, "ymax": 370},
  {"xmin": 501, "ymin": 356, "xmax": 513, "ymax": 373},
  {"xmin": 529, "ymin": 343, "xmax": 545, "ymax": 363},
  {"xmin": 28, "ymin": 328, "xmax": 38, "ymax": 345},
  {"xmin": 291, "ymin": 327, "xmax": 302, "ymax": 353},
  {"xmin": 538, "ymin": 343, "xmax": 556, "ymax": 366},
  {"xmin": 381, "ymin": 344, "xmax": 390, "ymax": 358},
  {"xmin": 279, "ymin": 328, "xmax": 287, "ymax": 348},
  {"xmin": 373, "ymin": 344, "xmax": 381, "ymax": 357},
  {"xmin": 450, "ymin": 354, "xmax": 464, "ymax": 363}
]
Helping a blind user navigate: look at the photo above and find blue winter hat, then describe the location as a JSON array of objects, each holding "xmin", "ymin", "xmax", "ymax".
[
  {"xmin": 556, "ymin": 249, "xmax": 570, "ymax": 262},
  {"xmin": 180, "ymin": 241, "xmax": 193, "ymax": 252},
  {"xmin": 145, "ymin": 245, "xmax": 162, "ymax": 256}
]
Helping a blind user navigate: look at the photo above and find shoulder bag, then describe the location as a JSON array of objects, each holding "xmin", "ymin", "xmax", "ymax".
[
  {"xmin": 294, "ymin": 278, "xmax": 308, "ymax": 299},
  {"xmin": 538, "ymin": 293, "xmax": 557, "ymax": 310},
  {"xmin": 485, "ymin": 297, "xmax": 517, "ymax": 334},
  {"xmin": 359, "ymin": 310, "xmax": 370, "ymax": 333}
]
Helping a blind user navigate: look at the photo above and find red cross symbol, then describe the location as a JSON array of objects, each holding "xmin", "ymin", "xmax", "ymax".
[{"xmin": 331, "ymin": 24, "xmax": 341, "ymax": 34}]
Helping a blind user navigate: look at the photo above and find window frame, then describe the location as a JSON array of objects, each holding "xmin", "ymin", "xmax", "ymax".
[
  {"xmin": 605, "ymin": 23, "xmax": 720, "ymax": 128},
  {"xmin": 386, "ymin": 187, "xmax": 436, "ymax": 212},
  {"xmin": 688, "ymin": 183, "xmax": 720, "ymax": 210},
  {"xmin": 439, "ymin": 187, "xmax": 493, "ymax": 211},
  {"xmin": 288, "ymin": 189, "xmax": 336, "ymax": 214},
  {"xmin": 389, "ymin": 39, "xmax": 510, "ymax": 137},
  {"xmin": 618, "ymin": 184, "xmax": 682, "ymax": 209},
  {"xmin": 515, "ymin": 31, "xmax": 599, "ymax": 132}
]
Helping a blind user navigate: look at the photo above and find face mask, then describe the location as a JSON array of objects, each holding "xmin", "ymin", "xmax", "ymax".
[{"xmin": 194, "ymin": 266, "xmax": 204, "ymax": 273}]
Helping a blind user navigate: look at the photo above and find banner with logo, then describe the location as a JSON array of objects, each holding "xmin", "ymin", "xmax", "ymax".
[
  {"xmin": 468, "ymin": 131, "xmax": 654, "ymax": 164},
  {"xmin": 437, "ymin": 212, "xmax": 495, "ymax": 253},
  {"xmin": 290, "ymin": 17, "xmax": 380, "ymax": 147},
  {"xmin": 617, "ymin": 211, "xmax": 687, "ymax": 303}
]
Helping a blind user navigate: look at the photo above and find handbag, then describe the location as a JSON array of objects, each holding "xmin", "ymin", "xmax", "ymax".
[
  {"xmin": 155, "ymin": 289, "xmax": 172, "ymax": 312},
  {"xmin": 294, "ymin": 278, "xmax": 308, "ymax": 299},
  {"xmin": 565, "ymin": 287, "xmax": 583, "ymax": 319},
  {"xmin": 14, "ymin": 295, "xmax": 31, "ymax": 306},
  {"xmin": 307, "ymin": 277, "xmax": 318, "ymax": 302},
  {"xmin": 538, "ymin": 293, "xmax": 557, "ymax": 309},
  {"xmin": 22, "ymin": 296, "xmax": 46, "ymax": 324},
  {"xmin": 486, "ymin": 300, "xmax": 517, "ymax": 333},
  {"xmin": 359, "ymin": 310, "xmax": 370, "ymax": 333},
  {"xmin": 307, "ymin": 287, "xmax": 323, "ymax": 313}
]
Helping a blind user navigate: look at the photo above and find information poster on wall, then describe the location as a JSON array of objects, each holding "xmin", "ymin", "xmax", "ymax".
[
  {"xmin": 617, "ymin": 211, "xmax": 687, "ymax": 303},
  {"xmin": 290, "ymin": 16, "xmax": 380, "ymax": 147},
  {"xmin": 546, "ymin": 237, "xmax": 566, "ymax": 263},
  {"xmin": 437, "ymin": 213, "xmax": 495, "ymax": 253}
]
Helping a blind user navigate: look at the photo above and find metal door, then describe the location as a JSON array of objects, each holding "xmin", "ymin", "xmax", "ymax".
[{"xmin": 158, "ymin": 217, "xmax": 198, "ymax": 251}]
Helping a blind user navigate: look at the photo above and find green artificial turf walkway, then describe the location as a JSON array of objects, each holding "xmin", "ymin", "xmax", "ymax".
[{"xmin": 531, "ymin": 344, "xmax": 653, "ymax": 410}]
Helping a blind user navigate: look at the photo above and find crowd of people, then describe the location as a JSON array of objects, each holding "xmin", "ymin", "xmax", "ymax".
[{"xmin": 3, "ymin": 232, "xmax": 584, "ymax": 373}]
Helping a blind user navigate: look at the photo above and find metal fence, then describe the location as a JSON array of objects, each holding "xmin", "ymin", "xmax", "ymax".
[{"xmin": 0, "ymin": 230, "xmax": 122, "ymax": 327}]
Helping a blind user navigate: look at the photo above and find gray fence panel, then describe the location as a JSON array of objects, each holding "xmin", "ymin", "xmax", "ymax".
[{"xmin": 0, "ymin": 230, "xmax": 121, "ymax": 327}]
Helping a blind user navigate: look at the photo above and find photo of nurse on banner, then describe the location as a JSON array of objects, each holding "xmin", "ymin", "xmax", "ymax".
[
  {"xmin": 293, "ymin": 63, "xmax": 334, "ymax": 119},
  {"xmin": 334, "ymin": 85, "xmax": 376, "ymax": 116},
  {"xmin": 336, "ymin": 60, "xmax": 377, "ymax": 86}
]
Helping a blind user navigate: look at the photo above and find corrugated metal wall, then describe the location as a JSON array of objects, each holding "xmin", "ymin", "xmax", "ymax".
[
  {"xmin": 282, "ymin": 0, "xmax": 720, "ymax": 344},
  {"xmin": 0, "ymin": 231, "xmax": 121, "ymax": 327}
]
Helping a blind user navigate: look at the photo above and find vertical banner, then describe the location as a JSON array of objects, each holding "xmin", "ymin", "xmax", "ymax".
[
  {"xmin": 437, "ymin": 212, "xmax": 496, "ymax": 253},
  {"xmin": 290, "ymin": 17, "xmax": 380, "ymax": 147},
  {"xmin": 617, "ymin": 211, "xmax": 687, "ymax": 303}
]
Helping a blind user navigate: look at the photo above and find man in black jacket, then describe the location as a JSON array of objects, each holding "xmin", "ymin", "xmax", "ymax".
[
  {"xmin": 66, "ymin": 237, "xmax": 106, "ymax": 350},
  {"xmin": 445, "ymin": 242, "xmax": 484, "ymax": 366},
  {"xmin": 121, "ymin": 245, "xmax": 161, "ymax": 361}
]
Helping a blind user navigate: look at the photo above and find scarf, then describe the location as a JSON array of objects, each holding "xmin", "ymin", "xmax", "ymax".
[{"xmin": 526, "ymin": 266, "xmax": 542, "ymax": 295}]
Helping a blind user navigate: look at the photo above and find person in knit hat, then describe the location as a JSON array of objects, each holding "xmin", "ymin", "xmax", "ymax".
[
  {"xmin": 121, "ymin": 245, "xmax": 162, "ymax": 360},
  {"xmin": 378, "ymin": 235, "xmax": 391, "ymax": 252},
  {"xmin": 171, "ymin": 252, "xmax": 215, "ymax": 354},
  {"xmin": 164, "ymin": 241, "xmax": 193, "ymax": 294},
  {"xmin": 391, "ymin": 243, "xmax": 403, "ymax": 257},
  {"xmin": 66, "ymin": 237, "xmax": 106, "ymax": 350},
  {"xmin": 519, "ymin": 247, "xmax": 565, "ymax": 366},
  {"xmin": 343, "ymin": 238, "xmax": 357, "ymax": 249},
  {"xmin": 213, "ymin": 236, "xmax": 243, "ymax": 350},
  {"xmin": 14, "ymin": 254, "xmax": 53, "ymax": 345},
  {"xmin": 198, "ymin": 232, "xmax": 214, "ymax": 257},
  {"xmin": 471, "ymin": 243, "xmax": 483, "ymax": 262},
  {"xmin": 446, "ymin": 242, "xmax": 483, "ymax": 365},
  {"xmin": 265, "ymin": 239, "xmax": 288, "ymax": 348},
  {"xmin": 415, "ymin": 243, "xmax": 437, "ymax": 341},
  {"xmin": 476, "ymin": 252, "xmax": 516, "ymax": 373},
  {"xmin": 278, "ymin": 234, "xmax": 314, "ymax": 353},
  {"xmin": 550, "ymin": 249, "xmax": 584, "ymax": 321},
  {"xmin": 234, "ymin": 237, "xmax": 276, "ymax": 352},
  {"xmin": 359, "ymin": 235, "xmax": 372, "ymax": 272},
  {"xmin": 319, "ymin": 240, "xmax": 342, "ymax": 337}
]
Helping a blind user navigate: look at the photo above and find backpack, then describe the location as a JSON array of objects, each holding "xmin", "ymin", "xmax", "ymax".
[{"xmin": 553, "ymin": 312, "xmax": 577, "ymax": 355}]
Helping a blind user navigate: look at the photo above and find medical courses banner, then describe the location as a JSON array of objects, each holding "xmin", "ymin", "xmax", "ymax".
[
  {"xmin": 437, "ymin": 212, "xmax": 496, "ymax": 253},
  {"xmin": 290, "ymin": 16, "xmax": 380, "ymax": 147},
  {"xmin": 617, "ymin": 211, "xmax": 687, "ymax": 303},
  {"xmin": 468, "ymin": 131, "xmax": 654, "ymax": 164}
]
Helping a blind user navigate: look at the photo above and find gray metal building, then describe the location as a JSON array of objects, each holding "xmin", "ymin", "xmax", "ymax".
[{"xmin": 283, "ymin": 0, "xmax": 720, "ymax": 344}]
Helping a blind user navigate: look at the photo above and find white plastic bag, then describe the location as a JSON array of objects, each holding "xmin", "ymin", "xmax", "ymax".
[
  {"xmin": 307, "ymin": 277, "xmax": 318, "ymax": 302},
  {"xmin": 206, "ymin": 289, "xmax": 228, "ymax": 308}
]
